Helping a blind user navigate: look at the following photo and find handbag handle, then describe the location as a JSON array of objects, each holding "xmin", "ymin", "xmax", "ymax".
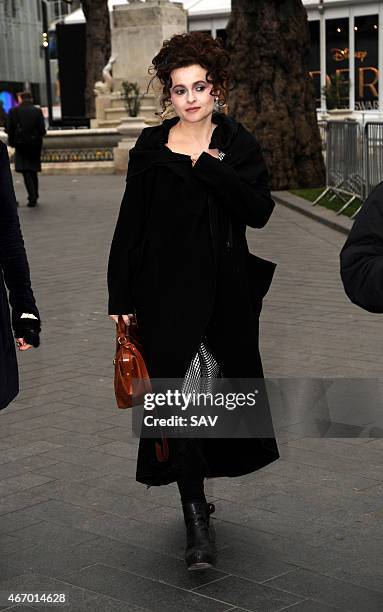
[
  {"xmin": 117, "ymin": 314, "xmax": 127, "ymax": 338},
  {"xmin": 117, "ymin": 314, "xmax": 141, "ymax": 348}
]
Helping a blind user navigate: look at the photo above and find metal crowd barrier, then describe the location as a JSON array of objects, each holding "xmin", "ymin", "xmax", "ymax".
[
  {"xmin": 313, "ymin": 120, "xmax": 383, "ymax": 220},
  {"xmin": 313, "ymin": 120, "xmax": 366, "ymax": 218},
  {"xmin": 364, "ymin": 122, "xmax": 383, "ymax": 198},
  {"xmin": 317, "ymin": 120, "xmax": 328, "ymax": 153}
]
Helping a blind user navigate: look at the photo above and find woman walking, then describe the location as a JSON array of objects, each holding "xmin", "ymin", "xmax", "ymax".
[
  {"xmin": 0, "ymin": 141, "xmax": 41, "ymax": 411},
  {"xmin": 108, "ymin": 32, "xmax": 280, "ymax": 570}
]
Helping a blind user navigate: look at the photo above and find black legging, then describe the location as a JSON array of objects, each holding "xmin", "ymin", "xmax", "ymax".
[
  {"xmin": 21, "ymin": 171, "xmax": 39, "ymax": 203},
  {"xmin": 177, "ymin": 474, "xmax": 206, "ymax": 504}
]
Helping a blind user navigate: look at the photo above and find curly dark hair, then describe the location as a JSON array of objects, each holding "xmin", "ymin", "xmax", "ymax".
[{"xmin": 146, "ymin": 31, "xmax": 232, "ymax": 118}]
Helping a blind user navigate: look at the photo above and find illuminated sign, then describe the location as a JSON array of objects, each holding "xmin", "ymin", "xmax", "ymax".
[
  {"xmin": 331, "ymin": 48, "xmax": 368, "ymax": 62},
  {"xmin": 0, "ymin": 91, "xmax": 15, "ymax": 113}
]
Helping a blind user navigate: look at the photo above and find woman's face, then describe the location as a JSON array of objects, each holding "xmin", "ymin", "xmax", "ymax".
[{"xmin": 169, "ymin": 64, "xmax": 217, "ymax": 122}]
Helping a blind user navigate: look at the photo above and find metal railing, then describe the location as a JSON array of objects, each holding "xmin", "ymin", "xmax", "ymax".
[
  {"xmin": 364, "ymin": 122, "xmax": 383, "ymax": 197},
  {"xmin": 313, "ymin": 120, "xmax": 366, "ymax": 218},
  {"xmin": 317, "ymin": 120, "xmax": 328, "ymax": 153},
  {"xmin": 313, "ymin": 120, "xmax": 383, "ymax": 220}
]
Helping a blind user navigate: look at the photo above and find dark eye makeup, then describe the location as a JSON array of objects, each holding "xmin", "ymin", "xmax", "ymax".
[{"xmin": 174, "ymin": 85, "xmax": 206, "ymax": 95}]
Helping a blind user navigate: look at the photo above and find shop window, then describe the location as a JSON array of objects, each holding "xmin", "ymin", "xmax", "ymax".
[
  {"xmin": 326, "ymin": 18, "xmax": 350, "ymax": 109},
  {"xmin": 354, "ymin": 15, "xmax": 379, "ymax": 110}
]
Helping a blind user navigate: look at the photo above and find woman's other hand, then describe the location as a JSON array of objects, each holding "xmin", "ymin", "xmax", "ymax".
[
  {"xmin": 109, "ymin": 314, "xmax": 135, "ymax": 325},
  {"xmin": 15, "ymin": 338, "xmax": 33, "ymax": 351},
  {"xmin": 207, "ymin": 148, "xmax": 220, "ymax": 159},
  {"xmin": 13, "ymin": 316, "xmax": 40, "ymax": 349},
  {"xmin": 191, "ymin": 148, "xmax": 220, "ymax": 165}
]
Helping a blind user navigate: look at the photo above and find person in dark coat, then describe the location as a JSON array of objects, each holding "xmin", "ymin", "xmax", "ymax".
[
  {"xmin": 340, "ymin": 182, "xmax": 383, "ymax": 312},
  {"xmin": 0, "ymin": 100, "xmax": 8, "ymax": 128},
  {"xmin": 108, "ymin": 31, "xmax": 280, "ymax": 570},
  {"xmin": 0, "ymin": 141, "xmax": 41, "ymax": 411},
  {"xmin": 6, "ymin": 91, "xmax": 46, "ymax": 207}
]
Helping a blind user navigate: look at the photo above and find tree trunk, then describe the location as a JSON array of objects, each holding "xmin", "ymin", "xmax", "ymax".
[
  {"xmin": 226, "ymin": 0, "xmax": 325, "ymax": 189},
  {"xmin": 81, "ymin": 0, "xmax": 111, "ymax": 118}
]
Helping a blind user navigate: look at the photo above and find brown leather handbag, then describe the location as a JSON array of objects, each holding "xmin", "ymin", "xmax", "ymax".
[
  {"xmin": 113, "ymin": 315, "xmax": 152, "ymax": 408},
  {"xmin": 113, "ymin": 315, "xmax": 169, "ymax": 462}
]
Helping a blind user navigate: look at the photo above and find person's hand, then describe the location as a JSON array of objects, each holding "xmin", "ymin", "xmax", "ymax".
[
  {"xmin": 191, "ymin": 148, "xmax": 220, "ymax": 165},
  {"xmin": 109, "ymin": 314, "xmax": 135, "ymax": 325},
  {"xmin": 13, "ymin": 317, "xmax": 40, "ymax": 348},
  {"xmin": 206, "ymin": 148, "xmax": 220, "ymax": 159},
  {"xmin": 15, "ymin": 338, "xmax": 33, "ymax": 351}
]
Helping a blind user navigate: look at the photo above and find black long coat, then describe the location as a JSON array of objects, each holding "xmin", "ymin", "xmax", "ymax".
[
  {"xmin": 108, "ymin": 111, "xmax": 280, "ymax": 486},
  {"xmin": 340, "ymin": 182, "xmax": 383, "ymax": 312},
  {"xmin": 6, "ymin": 101, "xmax": 46, "ymax": 172},
  {"xmin": 0, "ymin": 142, "xmax": 40, "ymax": 410}
]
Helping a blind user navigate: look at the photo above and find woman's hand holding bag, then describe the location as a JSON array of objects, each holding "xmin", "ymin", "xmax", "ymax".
[
  {"xmin": 112, "ymin": 314, "xmax": 152, "ymax": 409},
  {"xmin": 109, "ymin": 314, "xmax": 134, "ymax": 325}
]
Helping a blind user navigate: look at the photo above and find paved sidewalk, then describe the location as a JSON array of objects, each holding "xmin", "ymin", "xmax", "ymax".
[
  {"xmin": 271, "ymin": 191, "xmax": 353, "ymax": 235},
  {"xmin": 0, "ymin": 174, "xmax": 382, "ymax": 611}
]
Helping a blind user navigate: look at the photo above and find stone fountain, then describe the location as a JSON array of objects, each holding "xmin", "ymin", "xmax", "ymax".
[{"xmin": 1, "ymin": 1, "xmax": 187, "ymax": 175}]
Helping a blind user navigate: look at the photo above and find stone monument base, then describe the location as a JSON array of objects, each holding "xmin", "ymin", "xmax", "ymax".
[{"xmin": 114, "ymin": 116, "xmax": 148, "ymax": 173}]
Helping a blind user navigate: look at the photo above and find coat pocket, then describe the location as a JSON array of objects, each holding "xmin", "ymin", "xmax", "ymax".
[{"xmin": 246, "ymin": 253, "xmax": 277, "ymax": 315}]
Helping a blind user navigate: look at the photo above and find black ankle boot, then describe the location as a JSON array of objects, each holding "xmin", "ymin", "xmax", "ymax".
[{"xmin": 182, "ymin": 501, "xmax": 216, "ymax": 570}]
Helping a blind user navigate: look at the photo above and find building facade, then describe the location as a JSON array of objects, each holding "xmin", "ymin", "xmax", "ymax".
[
  {"xmin": 0, "ymin": 0, "xmax": 79, "ymax": 112},
  {"xmin": 7, "ymin": 0, "xmax": 379, "ymax": 121},
  {"xmin": 304, "ymin": 1, "xmax": 383, "ymax": 115},
  {"xmin": 187, "ymin": 0, "xmax": 383, "ymax": 116}
]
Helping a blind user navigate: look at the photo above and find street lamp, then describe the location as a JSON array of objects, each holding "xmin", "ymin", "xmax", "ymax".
[{"xmin": 41, "ymin": 0, "xmax": 53, "ymax": 127}]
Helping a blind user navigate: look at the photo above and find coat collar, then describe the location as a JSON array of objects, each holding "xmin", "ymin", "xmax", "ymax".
[
  {"xmin": 159, "ymin": 110, "xmax": 239, "ymax": 152},
  {"xmin": 126, "ymin": 110, "xmax": 255, "ymax": 181}
]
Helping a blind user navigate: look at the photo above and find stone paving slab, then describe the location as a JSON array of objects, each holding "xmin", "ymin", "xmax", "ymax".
[{"xmin": 0, "ymin": 174, "xmax": 382, "ymax": 610}]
